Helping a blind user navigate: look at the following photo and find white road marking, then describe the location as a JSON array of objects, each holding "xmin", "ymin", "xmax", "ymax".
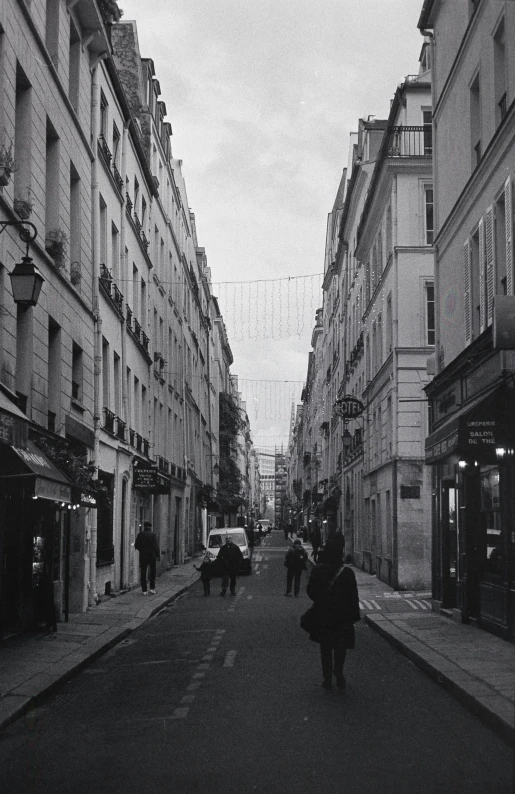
[
  {"xmin": 192, "ymin": 672, "xmax": 206, "ymax": 679},
  {"xmin": 196, "ymin": 663, "xmax": 210, "ymax": 670},
  {"xmin": 202, "ymin": 654, "xmax": 214, "ymax": 661},
  {"xmin": 414, "ymin": 600, "xmax": 429, "ymax": 609},
  {"xmin": 247, "ymin": 595, "xmax": 253, "ymax": 600},
  {"xmin": 407, "ymin": 600, "xmax": 419, "ymax": 609},
  {"xmin": 361, "ymin": 600, "xmax": 373, "ymax": 609},
  {"xmin": 223, "ymin": 650, "xmax": 237, "ymax": 668},
  {"xmin": 255, "ymin": 571, "xmax": 261, "ymax": 575},
  {"xmin": 186, "ymin": 682, "xmax": 201, "ymax": 691},
  {"xmin": 371, "ymin": 601, "xmax": 381, "ymax": 609},
  {"xmin": 171, "ymin": 707, "xmax": 189, "ymax": 719},
  {"xmin": 263, "ymin": 564, "xmax": 268, "ymax": 569},
  {"xmin": 207, "ymin": 647, "xmax": 217, "ymax": 653},
  {"xmin": 180, "ymin": 695, "xmax": 195, "ymax": 704}
]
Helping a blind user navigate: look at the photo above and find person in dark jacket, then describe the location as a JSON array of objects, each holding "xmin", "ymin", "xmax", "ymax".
[
  {"xmin": 194, "ymin": 557, "xmax": 213, "ymax": 596},
  {"xmin": 134, "ymin": 521, "xmax": 161, "ymax": 595},
  {"xmin": 306, "ymin": 541, "xmax": 360, "ymax": 691},
  {"xmin": 310, "ymin": 525, "xmax": 322, "ymax": 562},
  {"xmin": 284, "ymin": 539, "xmax": 308, "ymax": 597},
  {"xmin": 218, "ymin": 536, "xmax": 244, "ymax": 596}
]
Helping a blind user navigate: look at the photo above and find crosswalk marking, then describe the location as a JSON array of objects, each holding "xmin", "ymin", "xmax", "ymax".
[
  {"xmin": 407, "ymin": 600, "xmax": 419, "ymax": 609},
  {"xmin": 223, "ymin": 650, "xmax": 237, "ymax": 668},
  {"xmin": 171, "ymin": 707, "xmax": 189, "ymax": 719},
  {"xmin": 414, "ymin": 599, "xmax": 430, "ymax": 610}
]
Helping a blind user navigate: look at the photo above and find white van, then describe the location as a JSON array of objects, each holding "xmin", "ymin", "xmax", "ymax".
[{"xmin": 205, "ymin": 528, "xmax": 252, "ymax": 575}]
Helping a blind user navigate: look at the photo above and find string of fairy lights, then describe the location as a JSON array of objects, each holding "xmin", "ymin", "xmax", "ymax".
[
  {"xmin": 214, "ymin": 273, "xmax": 323, "ymax": 342},
  {"xmin": 235, "ymin": 379, "xmax": 303, "ymax": 424}
]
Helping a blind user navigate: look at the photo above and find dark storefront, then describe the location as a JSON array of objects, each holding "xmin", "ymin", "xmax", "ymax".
[
  {"xmin": 0, "ymin": 423, "xmax": 73, "ymax": 637},
  {"xmin": 425, "ymin": 338, "xmax": 515, "ymax": 641}
]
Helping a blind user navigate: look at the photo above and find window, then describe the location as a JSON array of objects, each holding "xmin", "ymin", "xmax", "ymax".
[
  {"xmin": 494, "ymin": 18, "xmax": 507, "ymax": 127},
  {"xmin": 112, "ymin": 123, "xmax": 121, "ymax": 165},
  {"xmin": 102, "ymin": 337, "xmax": 109, "ymax": 409},
  {"xmin": 425, "ymin": 186, "xmax": 434, "ymax": 245},
  {"xmin": 69, "ymin": 21, "xmax": 80, "ymax": 110},
  {"xmin": 72, "ymin": 342, "xmax": 83, "ymax": 402},
  {"xmin": 70, "ymin": 161, "xmax": 81, "ymax": 282},
  {"xmin": 470, "ymin": 226, "xmax": 481, "ymax": 339},
  {"xmin": 45, "ymin": 118, "xmax": 60, "ymax": 239},
  {"xmin": 425, "ymin": 283, "xmax": 435, "ymax": 345},
  {"xmin": 46, "ymin": 0, "xmax": 59, "ymax": 67},
  {"xmin": 494, "ymin": 192, "xmax": 507, "ymax": 296},
  {"xmin": 386, "ymin": 293, "xmax": 393, "ymax": 353},
  {"xmin": 470, "ymin": 73, "xmax": 481, "ymax": 168},
  {"xmin": 14, "ymin": 64, "xmax": 32, "ymax": 204},
  {"xmin": 48, "ymin": 319, "xmax": 61, "ymax": 429},
  {"xmin": 113, "ymin": 352, "xmax": 120, "ymax": 415},
  {"xmin": 422, "ymin": 110, "xmax": 432, "ymax": 156},
  {"xmin": 99, "ymin": 195, "xmax": 107, "ymax": 264},
  {"xmin": 111, "ymin": 222, "xmax": 119, "ymax": 279},
  {"xmin": 100, "ymin": 91, "xmax": 108, "ymax": 137}
]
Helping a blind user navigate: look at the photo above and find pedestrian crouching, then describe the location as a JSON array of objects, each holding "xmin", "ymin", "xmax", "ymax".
[
  {"xmin": 194, "ymin": 558, "xmax": 213, "ymax": 596},
  {"xmin": 284, "ymin": 539, "xmax": 308, "ymax": 597},
  {"xmin": 306, "ymin": 543, "xmax": 360, "ymax": 692}
]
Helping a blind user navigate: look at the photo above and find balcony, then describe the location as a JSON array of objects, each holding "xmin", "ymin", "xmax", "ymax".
[
  {"xmin": 126, "ymin": 193, "xmax": 133, "ymax": 213},
  {"xmin": 99, "ymin": 264, "xmax": 124, "ymax": 318},
  {"xmin": 134, "ymin": 212, "xmax": 142, "ymax": 234},
  {"xmin": 98, "ymin": 134, "xmax": 112, "ymax": 165},
  {"xmin": 140, "ymin": 230, "xmax": 149, "ymax": 251},
  {"xmin": 140, "ymin": 330, "xmax": 149, "ymax": 352},
  {"xmin": 116, "ymin": 417, "xmax": 126, "ymax": 441},
  {"xmin": 126, "ymin": 304, "xmax": 132, "ymax": 333},
  {"xmin": 103, "ymin": 407, "xmax": 115, "ymax": 434},
  {"xmin": 386, "ymin": 126, "xmax": 432, "ymax": 158},
  {"xmin": 112, "ymin": 162, "xmax": 124, "ymax": 193},
  {"xmin": 158, "ymin": 456, "xmax": 170, "ymax": 474}
]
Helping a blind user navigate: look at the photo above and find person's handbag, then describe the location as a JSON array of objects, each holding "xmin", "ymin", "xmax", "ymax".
[{"xmin": 300, "ymin": 565, "xmax": 345, "ymax": 639}]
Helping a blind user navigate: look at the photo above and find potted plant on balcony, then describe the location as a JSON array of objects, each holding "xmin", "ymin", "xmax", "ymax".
[
  {"xmin": 0, "ymin": 140, "xmax": 16, "ymax": 186},
  {"xmin": 14, "ymin": 188, "xmax": 34, "ymax": 219},
  {"xmin": 45, "ymin": 228, "xmax": 68, "ymax": 271}
]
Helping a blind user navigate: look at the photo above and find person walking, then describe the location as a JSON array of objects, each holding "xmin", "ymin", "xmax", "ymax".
[
  {"xmin": 283, "ymin": 523, "xmax": 289, "ymax": 541},
  {"xmin": 284, "ymin": 539, "xmax": 308, "ymax": 597},
  {"xmin": 306, "ymin": 541, "xmax": 360, "ymax": 691},
  {"xmin": 134, "ymin": 521, "xmax": 161, "ymax": 595},
  {"xmin": 218, "ymin": 535, "xmax": 244, "ymax": 596},
  {"xmin": 310, "ymin": 525, "xmax": 322, "ymax": 562},
  {"xmin": 194, "ymin": 557, "xmax": 213, "ymax": 596}
]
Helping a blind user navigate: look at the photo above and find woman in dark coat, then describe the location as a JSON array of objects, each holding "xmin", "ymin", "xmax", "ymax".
[{"xmin": 306, "ymin": 541, "xmax": 360, "ymax": 691}]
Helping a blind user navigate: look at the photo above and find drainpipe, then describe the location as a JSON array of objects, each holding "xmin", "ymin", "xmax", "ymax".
[
  {"xmin": 90, "ymin": 62, "xmax": 103, "ymax": 607},
  {"xmin": 119, "ymin": 121, "xmax": 129, "ymax": 589},
  {"xmin": 392, "ymin": 173, "xmax": 399, "ymax": 588}
]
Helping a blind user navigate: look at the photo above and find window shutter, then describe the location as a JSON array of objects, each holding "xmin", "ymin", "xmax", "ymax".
[
  {"xmin": 485, "ymin": 206, "xmax": 494, "ymax": 326},
  {"xmin": 463, "ymin": 240, "xmax": 471, "ymax": 345},
  {"xmin": 479, "ymin": 217, "xmax": 485, "ymax": 333},
  {"xmin": 505, "ymin": 176, "xmax": 513, "ymax": 296}
]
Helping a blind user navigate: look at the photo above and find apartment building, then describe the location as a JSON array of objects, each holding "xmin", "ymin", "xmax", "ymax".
[
  {"xmin": 0, "ymin": 0, "xmax": 250, "ymax": 637},
  {"xmin": 419, "ymin": 0, "xmax": 515, "ymax": 638}
]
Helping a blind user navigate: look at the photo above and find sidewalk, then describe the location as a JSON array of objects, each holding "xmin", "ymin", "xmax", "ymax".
[
  {"xmin": 352, "ymin": 567, "xmax": 515, "ymax": 744},
  {"xmin": 0, "ymin": 560, "xmax": 199, "ymax": 732}
]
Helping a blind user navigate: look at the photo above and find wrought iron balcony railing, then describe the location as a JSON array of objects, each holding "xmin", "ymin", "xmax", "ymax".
[
  {"xmin": 386, "ymin": 126, "xmax": 432, "ymax": 158},
  {"xmin": 126, "ymin": 193, "xmax": 133, "ymax": 213},
  {"xmin": 103, "ymin": 407, "xmax": 115, "ymax": 434},
  {"xmin": 112, "ymin": 162, "xmax": 124, "ymax": 192},
  {"xmin": 98, "ymin": 135, "xmax": 112, "ymax": 165}
]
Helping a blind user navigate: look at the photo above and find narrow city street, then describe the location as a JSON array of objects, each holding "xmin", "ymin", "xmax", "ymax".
[{"xmin": 0, "ymin": 533, "xmax": 511, "ymax": 794}]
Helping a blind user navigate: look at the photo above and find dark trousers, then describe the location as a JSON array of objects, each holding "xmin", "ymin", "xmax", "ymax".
[
  {"xmin": 320, "ymin": 638, "xmax": 347, "ymax": 683},
  {"xmin": 221, "ymin": 572, "xmax": 237, "ymax": 593},
  {"xmin": 286, "ymin": 569, "xmax": 302, "ymax": 595},
  {"xmin": 202, "ymin": 578, "xmax": 211, "ymax": 595},
  {"xmin": 312, "ymin": 546, "xmax": 319, "ymax": 562},
  {"xmin": 140, "ymin": 558, "xmax": 156, "ymax": 592}
]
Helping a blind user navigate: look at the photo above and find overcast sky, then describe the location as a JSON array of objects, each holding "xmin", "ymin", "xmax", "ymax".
[{"xmin": 120, "ymin": 0, "xmax": 425, "ymax": 449}]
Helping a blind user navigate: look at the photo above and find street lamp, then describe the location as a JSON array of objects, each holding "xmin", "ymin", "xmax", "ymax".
[{"xmin": 0, "ymin": 221, "xmax": 44, "ymax": 308}]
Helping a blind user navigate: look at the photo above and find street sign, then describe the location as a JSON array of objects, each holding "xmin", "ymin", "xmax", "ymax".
[{"xmin": 333, "ymin": 396, "xmax": 364, "ymax": 418}]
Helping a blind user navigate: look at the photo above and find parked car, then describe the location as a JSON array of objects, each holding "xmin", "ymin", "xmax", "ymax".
[{"xmin": 205, "ymin": 528, "xmax": 252, "ymax": 575}]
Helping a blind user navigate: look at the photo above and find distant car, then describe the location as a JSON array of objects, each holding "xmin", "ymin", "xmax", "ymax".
[{"xmin": 205, "ymin": 528, "xmax": 252, "ymax": 575}]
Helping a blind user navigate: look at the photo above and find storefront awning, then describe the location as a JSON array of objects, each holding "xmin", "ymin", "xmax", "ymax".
[
  {"xmin": 425, "ymin": 385, "xmax": 514, "ymax": 464},
  {"xmin": 0, "ymin": 440, "xmax": 72, "ymax": 502}
]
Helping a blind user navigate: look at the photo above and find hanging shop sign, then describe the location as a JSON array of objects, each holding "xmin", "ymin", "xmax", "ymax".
[
  {"xmin": 133, "ymin": 465, "xmax": 171, "ymax": 494},
  {"xmin": 333, "ymin": 396, "xmax": 364, "ymax": 419}
]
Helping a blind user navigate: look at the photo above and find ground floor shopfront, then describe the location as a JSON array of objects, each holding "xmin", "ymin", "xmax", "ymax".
[{"xmin": 425, "ymin": 340, "xmax": 515, "ymax": 641}]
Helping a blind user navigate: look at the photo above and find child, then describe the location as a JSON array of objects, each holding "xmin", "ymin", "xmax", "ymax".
[{"xmin": 194, "ymin": 557, "xmax": 213, "ymax": 596}]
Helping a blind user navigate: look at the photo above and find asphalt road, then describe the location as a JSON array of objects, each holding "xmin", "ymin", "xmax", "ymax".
[{"xmin": 0, "ymin": 532, "xmax": 512, "ymax": 793}]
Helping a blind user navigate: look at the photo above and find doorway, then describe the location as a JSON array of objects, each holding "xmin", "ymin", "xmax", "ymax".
[{"xmin": 441, "ymin": 482, "xmax": 458, "ymax": 607}]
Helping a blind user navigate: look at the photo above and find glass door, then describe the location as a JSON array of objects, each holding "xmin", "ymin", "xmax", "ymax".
[{"xmin": 441, "ymin": 483, "xmax": 458, "ymax": 607}]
